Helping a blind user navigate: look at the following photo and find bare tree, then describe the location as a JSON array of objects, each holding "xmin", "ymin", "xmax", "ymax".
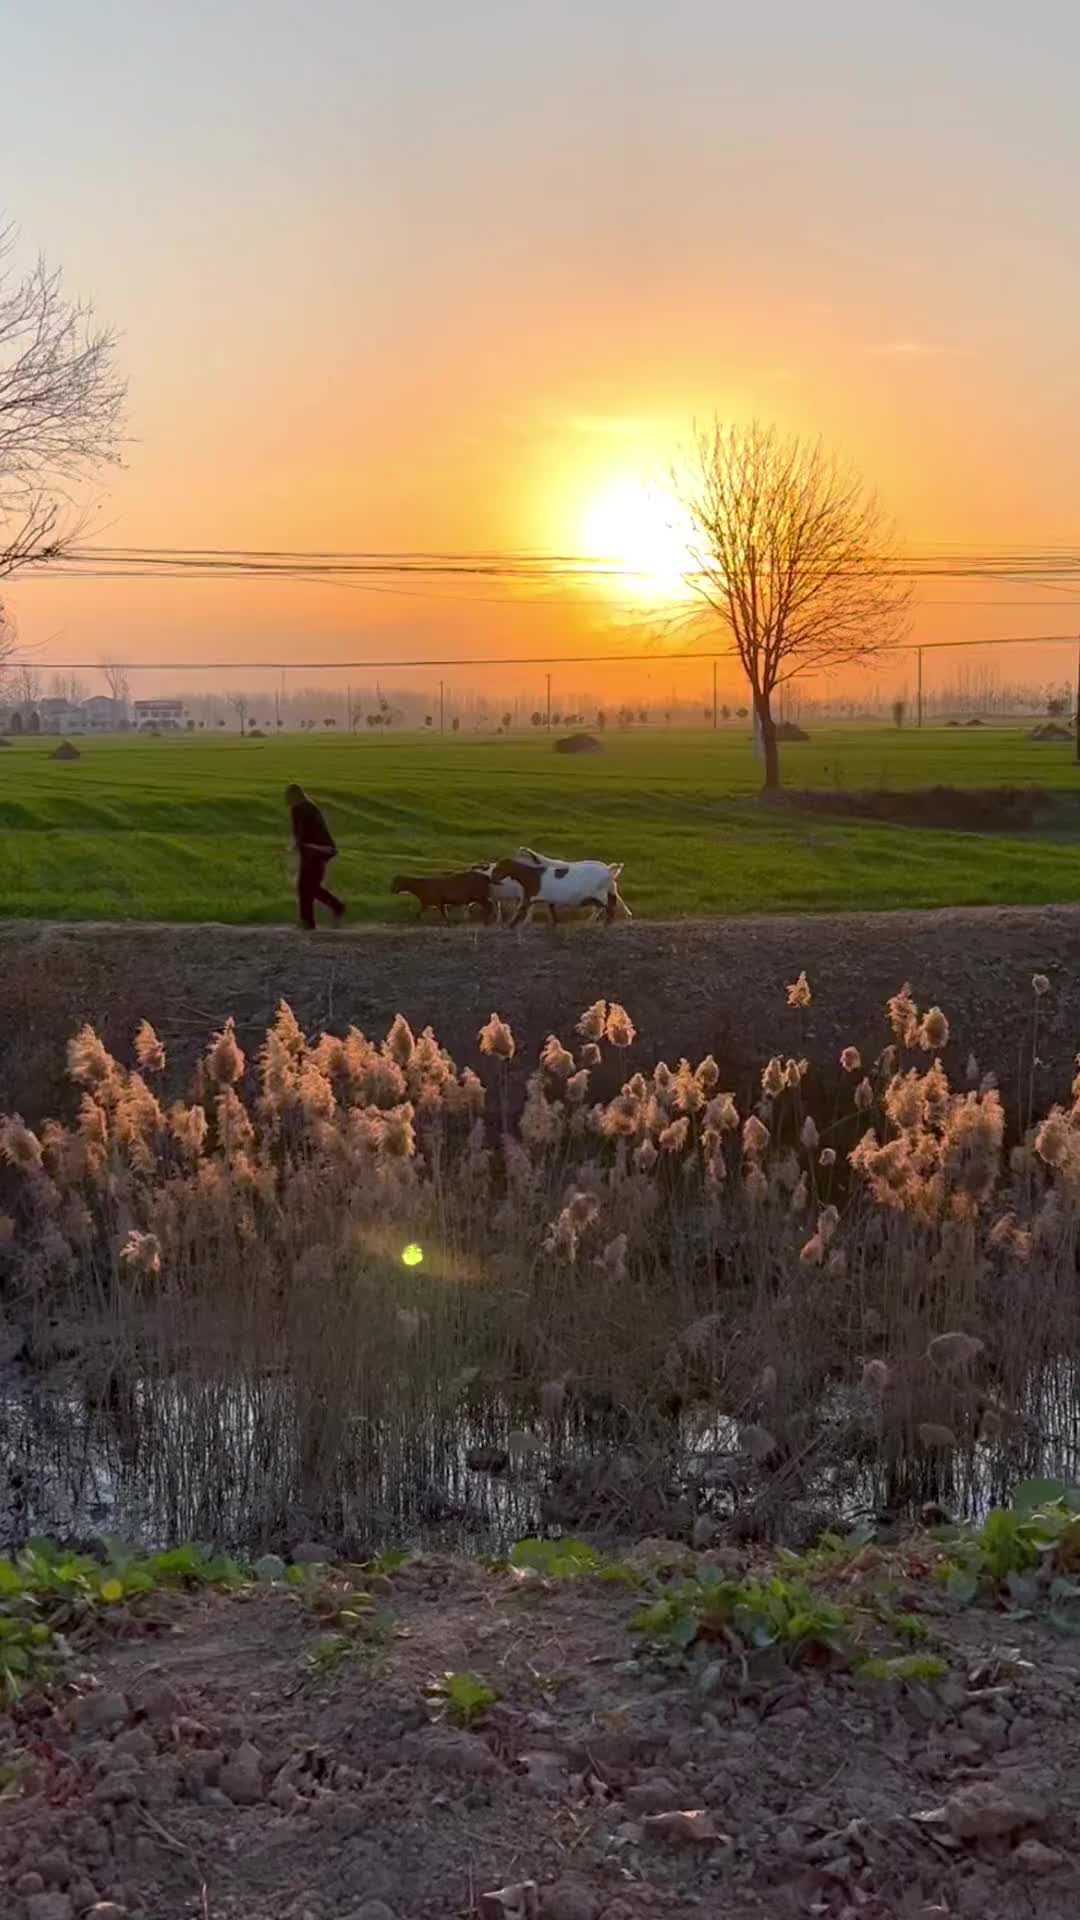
[
  {"xmin": 0, "ymin": 596, "xmax": 16, "ymax": 691},
  {"xmin": 676, "ymin": 420, "xmax": 909, "ymax": 789},
  {"xmin": 49, "ymin": 671, "xmax": 87, "ymax": 705},
  {"xmin": 228, "ymin": 694, "xmax": 249, "ymax": 734},
  {"xmin": 0, "ymin": 222, "xmax": 125, "ymax": 580},
  {"xmin": 11, "ymin": 659, "xmax": 39, "ymax": 706},
  {"xmin": 100, "ymin": 658, "xmax": 130, "ymax": 717}
]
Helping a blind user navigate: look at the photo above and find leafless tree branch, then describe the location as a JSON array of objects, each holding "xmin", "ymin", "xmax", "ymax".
[{"xmin": 0, "ymin": 220, "xmax": 126, "ymax": 580}]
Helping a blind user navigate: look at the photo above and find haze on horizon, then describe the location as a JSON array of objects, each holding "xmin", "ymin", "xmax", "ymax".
[{"xmin": 4, "ymin": 0, "xmax": 1080, "ymax": 698}]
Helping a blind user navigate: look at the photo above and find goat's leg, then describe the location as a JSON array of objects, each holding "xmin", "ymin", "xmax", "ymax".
[{"xmin": 548, "ymin": 903, "xmax": 558, "ymax": 927}]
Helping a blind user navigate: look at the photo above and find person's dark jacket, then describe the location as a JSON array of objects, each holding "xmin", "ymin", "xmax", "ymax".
[{"xmin": 290, "ymin": 798, "xmax": 336, "ymax": 856}]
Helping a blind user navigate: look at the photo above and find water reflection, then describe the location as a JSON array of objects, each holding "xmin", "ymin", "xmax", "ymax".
[{"xmin": 3, "ymin": 1360, "xmax": 1080, "ymax": 1554}]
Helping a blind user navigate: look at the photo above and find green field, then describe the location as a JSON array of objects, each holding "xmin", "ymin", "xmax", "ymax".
[{"xmin": 2, "ymin": 727, "xmax": 1080, "ymax": 924}]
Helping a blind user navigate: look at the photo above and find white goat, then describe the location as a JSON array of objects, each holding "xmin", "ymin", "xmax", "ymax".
[{"xmin": 491, "ymin": 854, "xmax": 631, "ymax": 925}]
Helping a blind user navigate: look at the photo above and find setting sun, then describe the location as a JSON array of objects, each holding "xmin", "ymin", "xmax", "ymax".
[{"xmin": 581, "ymin": 479, "xmax": 696, "ymax": 602}]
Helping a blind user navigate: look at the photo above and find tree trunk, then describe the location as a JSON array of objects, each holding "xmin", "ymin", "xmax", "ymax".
[{"xmin": 754, "ymin": 691, "xmax": 780, "ymax": 791}]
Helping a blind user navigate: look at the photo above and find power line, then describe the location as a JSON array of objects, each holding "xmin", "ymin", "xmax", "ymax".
[{"xmin": 27, "ymin": 633, "xmax": 1080, "ymax": 673}]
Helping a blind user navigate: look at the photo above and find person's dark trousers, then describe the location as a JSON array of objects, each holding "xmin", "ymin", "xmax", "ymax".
[{"xmin": 297, "ymin": 851, "xmax": 345, "ymax": 929}]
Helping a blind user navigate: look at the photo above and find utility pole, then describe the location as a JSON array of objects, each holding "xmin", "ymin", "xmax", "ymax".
[
  {"xmin": 712, "ymin": 658, "xmax": 718, "ymax": 730},
  {"xmin": 439, "ymin": 680, "xmax": 445, "ymax": 733},
  {"xmin": 346, "ymin": 684, "xmax": 353, "ymax": 733},
  {"xmin": 546, "ymin": 672, "xmax": 552, "ymax": 731},
  {"xmin": 1075, "ymin": 640, "xmax": 1080, "ymax": 764},
  {"xmin": 917, "ymin": 647, "xmax": 923, "ymax": 729}
]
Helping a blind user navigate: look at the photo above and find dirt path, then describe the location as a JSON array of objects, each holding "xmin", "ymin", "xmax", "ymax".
[
  {"xmin": 1, "ymin": 905, "xmax": 1078, "ymax": 1120},
  {"xmin": 3, "ymin": 1541, "xmax": 1080, "ymax": 1919}
]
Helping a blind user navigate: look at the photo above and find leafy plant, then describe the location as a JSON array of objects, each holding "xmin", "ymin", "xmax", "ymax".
[
  {"xmin": 936, "ymin": 1493, "xmax": 1080, "ymax": 1609},
  {"xmin": 633, "ymin": 1570, "xmax": 850, "ymax": 1665},
  {"xmin": 509, "ymin": 1537, "xmax": 605, "ymax": 1579},
  {"xmin": 304, "ymin": 1631, "xmax": 357, "ymax": 1676},
  {"xmin": 428, "ymin": 1670, "xmax": 498, "ymax": 1725},
  {"xmin": 0, "ymin": 1614, "xmax": 63, "ymax": 1703},
  {"xmin": 361, "ymin": 1548, "xmax": 411, "ymax": 1576}
]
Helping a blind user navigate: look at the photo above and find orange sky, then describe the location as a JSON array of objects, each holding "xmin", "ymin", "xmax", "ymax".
[{"xmin": 5, "ymin": 1, "xmax": 1080, "ymax": 699}]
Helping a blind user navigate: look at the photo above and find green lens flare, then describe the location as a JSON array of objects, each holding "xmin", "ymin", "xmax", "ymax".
[{"xmin": 401, "ymin": 1243, "xmax": 424, "ymax": 1268}]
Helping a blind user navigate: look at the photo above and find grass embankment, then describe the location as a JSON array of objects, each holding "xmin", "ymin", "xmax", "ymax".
[{"xmin": 2, "ymin": 726, "xmax": 1080, "ymax": 922}]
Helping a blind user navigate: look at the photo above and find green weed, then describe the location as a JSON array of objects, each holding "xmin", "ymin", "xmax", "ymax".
[
  {"xmin": 632, "ymin": 1570, "xmax": 850, "ymax": 1665},
  {"xmin": 428, "ymin": 1670, "xmax": 498, "ymax": 1726},
  {"xmin": 857, "ymin": 1653, "xmax": 948, "ymax": 1683}
]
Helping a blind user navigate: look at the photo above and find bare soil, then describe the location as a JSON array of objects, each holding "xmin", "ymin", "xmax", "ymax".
[
  {"xmin": 3, "ymin": 1542, "xmax": 1080, "ymax": 1920},
  {"xmin": 2, "ymin": 907, "xmax": 1080, "ymax": 1121},
  {"xmin": 775, "ymin": 787, "xmax": 1056, "ymax": 832}
]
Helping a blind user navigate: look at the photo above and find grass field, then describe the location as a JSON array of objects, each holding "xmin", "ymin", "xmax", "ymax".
[{"xmin": 3, "ymin": 725, "xmax": 1080, "ymax": 923}]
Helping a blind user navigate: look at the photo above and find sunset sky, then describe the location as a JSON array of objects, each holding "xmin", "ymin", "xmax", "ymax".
[{"xmin": 5, "ymin": 0, "xmax": 1080, "ymax": 699}]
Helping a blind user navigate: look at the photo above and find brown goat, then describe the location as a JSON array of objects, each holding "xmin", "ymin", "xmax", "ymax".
[
  {"xmin": 490, "ymin": 858, "xmax": 554, "ymax": 927},
  {"xmin": 391, "ymin": 870, "xmax": 496, "ymax": 923}
]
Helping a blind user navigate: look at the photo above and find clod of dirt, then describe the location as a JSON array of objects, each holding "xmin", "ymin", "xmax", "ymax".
[
  {"xmin": 86, "ymin": 1907, "xmax": 128, "ymax": 1919},
  {"xmin": 540, "ymin": 1883, "xmax": 597, "ymax": 1920},
  {"xmin": 624, "ymin": 1777, "xmax": 684, "ymax": 1814},
  {"xmin": 518, "ymin": 1750, "xmax": 569, "ymax": 1796},
  {"xmin": 111, "ymin": 1727, "xmax": 155, "ymax": 1763},
  {"xmin": 479, "ymin": 1885, "xmax": 539, "ymax": 1919},
  {"xmin": 25, "ymin": 1896, "xmax": 74, "ymax": 1920},
  {"xmin": 70, "ymin": 1691, "xmax": 129, "ymax": 1735},
  {"xmin": 50, "ymin": 741, "xmax": 81, "ymax": 762},
  {"xmin": 130, "ymin": 1678, "xmax": 185, "ymax": 1721},
  {"xmin": 642, "ymin": 1809, "xmax": 723, "ymax": 1845},
  {"xmin": 413, "ymin": 1728, "xmax": 501, "ymax": 1776},
  {"xmin": 1013, "ymin": 1838, "xmax": 1066, "ymax": 1875},
  {"xmin": 944, "ymin": 1779, "xmax": 1047, "ymax": 1840},
  {"xmin": 37, "ymin": 1850, "xmax": 72, "ymax": 1887},
  {"xmin": 219, "ymin": 1740, "xmax": 264, "ymax": 1805}
]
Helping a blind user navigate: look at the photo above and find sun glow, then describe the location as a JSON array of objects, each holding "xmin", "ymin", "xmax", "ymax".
[{"xmin": 581, "ymin": 479, "xmax": 696, "ymax": 603}]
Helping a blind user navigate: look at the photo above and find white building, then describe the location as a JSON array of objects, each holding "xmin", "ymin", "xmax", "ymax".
[
  {"xmin": 82, "ymin": 694, "xmax": 126, "ymax": 731},
  {"xmin": 133, "ymin": 698, "xmax": 186, "ymax": 730}
]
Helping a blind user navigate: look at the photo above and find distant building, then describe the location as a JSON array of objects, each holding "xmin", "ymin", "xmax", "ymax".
[
  {"xmin": 133, "ymin": 698, "xmax": 186, "ymax": 730},
  {"xmin": 82, "ymin": 694, "xmax": 126, "ymax": 731},
  {"xmin": 38, "ymin": 696, "xmax": 87, "ymax": 735}
]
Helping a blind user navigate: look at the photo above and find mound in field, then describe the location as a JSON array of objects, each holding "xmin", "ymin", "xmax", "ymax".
[
  {"xmin": 0, "ymin": 736, "xmax": 10, "ymax": 747},
  {"xmin": 780, "ymin": 784, "xmax": 1046, "ymax": 831},
  {"xmin": 1030, "ymin": 722, "xmax": 1072, "ymax": 742},
  {"xmin": 554, "ymin": 730, "xmax": 603, "ymax": 754},
  {"xmin": 774, "ymin": 719, "xmax": 809, "ymax": 741},
  {"xmin": 50, "ymin": 739, "xmax": 81, "ymax": 761}
]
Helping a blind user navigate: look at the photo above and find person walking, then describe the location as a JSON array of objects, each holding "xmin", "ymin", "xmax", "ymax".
[{"xmin": 285, "ymin": 783, "xmax": 346, "ymax": 929}]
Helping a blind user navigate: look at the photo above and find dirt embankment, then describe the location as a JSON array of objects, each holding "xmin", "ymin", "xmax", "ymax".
[
  {"xmin": 3, "ymin": 1544, "xmax": 1080, "ymax": 1919},
  {"xmin": 0, "ymin": 908, "xmax": 1078, "ymax": 1121}
]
